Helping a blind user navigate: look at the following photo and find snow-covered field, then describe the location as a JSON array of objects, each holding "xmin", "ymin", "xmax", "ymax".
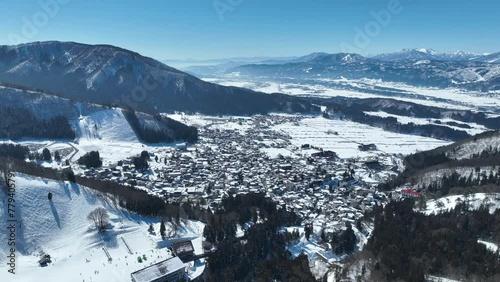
[
  {"xmin": 0, "ymin": 174, "xmax": 205, "ymax": 282},
  {"xmin": 364, "ymin": 111, "xmax": 488, "ymax": 135},
  {"xmin": 272, "ymin": 115, "xmax": 450, "ymax": 159},
  {"xmin": 168, "ymin": 113, "xmax": 450, "ymax": 159},
  {"xmin": 203, "ymin": 77, "xmax": 500, "ymax": 113}
]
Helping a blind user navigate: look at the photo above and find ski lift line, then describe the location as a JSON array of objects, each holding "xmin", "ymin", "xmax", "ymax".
[
  {"xmin": 102, "ymin": 247, "xmax": 112, "ymax": 262},
  {"xmin": 121, "ymin": 237, "xmax": 133, "ymax": 255}
]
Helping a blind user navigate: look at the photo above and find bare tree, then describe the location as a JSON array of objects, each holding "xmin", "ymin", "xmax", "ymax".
[{"xmin": 87, "ymin": 207, "xmax": 109, "ymax": 231}]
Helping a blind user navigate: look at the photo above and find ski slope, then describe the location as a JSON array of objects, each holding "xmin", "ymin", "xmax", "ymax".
[{"xmin": 0, "ymin": 174, "xmax": 204, "ymax": 282}]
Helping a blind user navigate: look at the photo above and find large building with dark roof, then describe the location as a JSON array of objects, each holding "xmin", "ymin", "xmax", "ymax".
[{"xmin": 131, "ymin": 256, "xmax": 185, "ymax": 282}]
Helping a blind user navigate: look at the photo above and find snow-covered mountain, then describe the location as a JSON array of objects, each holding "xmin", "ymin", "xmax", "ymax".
[
  {"xmin": 0, "ymin": 41, "xmax": 317, "ymax": 115},
  {"xmin": 470, "ymin": 52, "xmax": 500, "ymax": 64},
  {"xmin": 0, "ymin": 174, "xmax": 205, "ymax": 282},
  {"xmin": 372, "ymin": 48, "xmax": 479, "ymax": 62},
  {"xmin": 222, "ymin": 52, "xmax": 500, "ymax": 91},
  {"xmin": 0, "ymin": 83, "xmax": 197, "ymax": 143},
  {"xmin": 291, "ymin": 52, "xmax": 369, "ymax": 64},
  {"xmin": 373, "ymin": 48, "xmax": 500, "ymax": 64}
]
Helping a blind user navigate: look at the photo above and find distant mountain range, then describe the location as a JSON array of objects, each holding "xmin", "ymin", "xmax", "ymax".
[
  {"xmin": 195, "ymin": 50, "xmax": 500, "ymax": 91},
  {"xmin": 163, "ymin": 56, "xmax": 298, "ymax": 69},
  {"xmin": 0, "ymin": 41, "xmax": 318, "ymax": 115},
  {"xmin": 372, "ymin": 48, "xmax": 500, "ymax": 63}
]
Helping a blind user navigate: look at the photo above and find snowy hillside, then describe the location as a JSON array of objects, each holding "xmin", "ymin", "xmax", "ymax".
[
  {"xmin": 424, "ymin": 193, "xmax": 500, "ymax": 215},
  {"xmin": 0, "ymin": 41, "xmax": 317, "ymax": 115},
  {"xmin": 0, "ymin": 82, "xmax": 200, "ymax": 146},
  {"xmin": 415, "ymin": 166, "xmax": 499, "ymax": 190},
  {"xmin": 0, "ymin": 174, "xmax": 204, "ymax": 282},
  {"xmin": 447, "ymin": 131, "xmax": 500, "ymax": 160},
  {"xmin": 76, "ymin": 108, "xmax": 138, "ymax": 143}
]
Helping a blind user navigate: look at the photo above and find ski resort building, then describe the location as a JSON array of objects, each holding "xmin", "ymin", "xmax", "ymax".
[
  {"xmin": 131, "ymin": 257, "xmax": 185, "ymax": 282},
  {"xmin": 172, "ymin": 240, "xmax": 195, "ymax": 261}
]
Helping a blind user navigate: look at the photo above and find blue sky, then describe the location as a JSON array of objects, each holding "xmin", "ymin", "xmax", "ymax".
[{"xmin": 0, "ymin": 0, "xmax": 498, "ymax": 60}]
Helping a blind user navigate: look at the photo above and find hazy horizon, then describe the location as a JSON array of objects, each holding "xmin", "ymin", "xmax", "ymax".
[{"xmin": 1, "ymin": 0, "xmax": 499, "ymax": 61}]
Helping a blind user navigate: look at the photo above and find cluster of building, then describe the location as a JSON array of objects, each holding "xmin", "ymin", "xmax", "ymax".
[
  {"xmin": 79, "ymin": 115, "xmax": 398, "ymax": 238},
  {"xmin": 69, "ymin": 115, "xmax": 414, "ymax": 281}
]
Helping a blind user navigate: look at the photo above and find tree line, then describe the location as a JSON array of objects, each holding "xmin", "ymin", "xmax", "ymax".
[
  {"xmin": 350, "ymin": 199, "xmax": 500, "ymax": 282},
  {"xmin": 0, "ymin": 143, "xmax": 29, "ymax": 159},
  {"xmin": 325, "ymin": 103, "xmax": 470, "ymax": 141},
  {"xmin": 122, "ymin": 109, "xmax": 198, "ymax": 143},
  {"xmin": 424, "ymin": 168, "xmax": 500, "ymax": 196},
  {"xmin": 204, "ymin": 193, "xmax": 314, "ymax": 281},
  {"xmin": 0, "ymin": 107, "xmax": 75, "ymax": 140}
]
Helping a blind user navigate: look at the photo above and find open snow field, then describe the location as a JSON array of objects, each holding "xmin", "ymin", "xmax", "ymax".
[
  {"xmin": 364, "ymin": 111, "xmax": 488, "ymax": 135},
  {"xmin": 0, "ymin": 174, "xmax": 204, "ymax": 282},
  {"xmin": 203, "ymin": 77, "xmax": 500, "ymax": 113},
  {"xmin": 272, "ymin": 116, "xmax": 450, "ymax": 159}
]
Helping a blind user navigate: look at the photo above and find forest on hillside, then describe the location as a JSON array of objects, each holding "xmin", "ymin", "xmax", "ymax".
[
  {"xmin": 325, "ymin": 103, "xmax": 470, "ymax": 141},
  {"xmin": 0, "ymin": 107, "xmax": 75, "ymax": 140},
  {"xmin": 340, "ymin": 199, "xmax": 500, "ymax": 282},
  {"xmin": 123, "ymin": 109, "xmax": 198, "ymax": 143}
]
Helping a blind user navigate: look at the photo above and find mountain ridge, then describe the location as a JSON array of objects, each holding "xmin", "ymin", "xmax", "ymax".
[
  {"xmin": 218, "ymin": 51, "xmax": 500, "ymax": 91},
  {"xmin": 0, "ymin": 41, "xmax": 318, "ymax": 115}
]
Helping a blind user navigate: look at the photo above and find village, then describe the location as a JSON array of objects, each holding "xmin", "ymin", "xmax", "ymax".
[
  {"xmin": 10, "ymin": 114, "xmax": 432, "ymax": 282},
  {"xmin": 76, "ymin": 114, "xmax": 413, "ymax": 245}
]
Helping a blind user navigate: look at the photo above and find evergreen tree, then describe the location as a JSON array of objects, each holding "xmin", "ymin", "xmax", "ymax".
[
  {"xmin": 141, "ymin": 150, "xmax": 150, "ymax": 160},
  {"xmin": 304, "ymin": 223, "xmax": 313, "ymax": 241},
  {"xmin": 133, "ymin": 153, "xmax": 149, "ymax": 170},
  {"xmin": 339, "ymin": 225, "xmax": 357, "ymax": 254},
  {"xmin": 331, "ymin": 232, "xmax": 339, "ymax": 250},
  {"xmin": 42, "ymin": 148, "xmax": 51, "ymax": 161},
  {"xmin": 320, "ymin": 229, "xmax": 327, "ymax": 242},
  {"xmin": 66, "ymin": 169, "xmax": 76, "ymax": 183},
  {"xmin": 160, "ymin": 219, "xmax": 166, "ymax": 239},
  {"xmin": 77, "ymin": 151, "xmax": 102, "ymax": 168}
]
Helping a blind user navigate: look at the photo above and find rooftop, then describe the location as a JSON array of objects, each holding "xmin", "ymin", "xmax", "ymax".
[{"xmin": 131, "ymin": 257, "xmax": 185, "ymax": 282}]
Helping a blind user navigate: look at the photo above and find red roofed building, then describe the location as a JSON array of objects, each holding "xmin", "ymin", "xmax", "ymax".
[{"xmin": 401, "ymin": 189, "xmax": 422, "ymax": 198}]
